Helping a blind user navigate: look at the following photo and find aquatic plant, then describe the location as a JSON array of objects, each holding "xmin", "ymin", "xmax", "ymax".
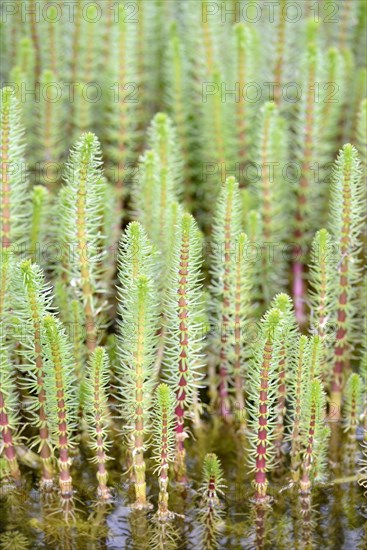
[
  {"xmin": 247, "ymin": 308, "xmax": 284, "ymax": 503},
  {"xmin": 29, "ymin": 185, "xmax": 49, "ymax": 264},
  {"xmin": 84, "ymin": 347, "xmax": 112, "ymax": 501},
  {"xmin": 117, "ymin": 222, "xmax": 158, "ymax": 508},
  {"xmin": 0, "ymin": 87, "xmax": 29, "ymax": 251},
  {"xmin": 0, "ymin": 4, "xmax": 366, "ymax": 548},
  {"xmin": 251, "ymin": 102, "xmax": 288, "ymax": 302},
  {"xmin": 210, "ymin": 176, "xmax": 242, "ymax": 419},
  {"xmin": 232, "ymin": 232, "xmax": 253, "ymax": 421},
  {"xmin": 42, "ymin": 315, "xmax": 77, "ymax": 502},
  {"xmin": 0, "ymin": 328, "xmax": 21, "ymax": 482},
  {"xmin": 308, "ymin": 228, "xmax": 335, "ymax": 379},
  {"xmin": 57, "ymin": 132, "xmax": 106, "ymax": 357},
  {"xmin": 151, "ymin": 383, "xmax": 176, "ymax": 521},
  {"xmin": 292, "ymin": 35, "xmax": 325, "ymax": 324},
  {"xmin": 328, "ymin": 144, "xmax": 364, "ymax": 418},
  {"xmin": 289, "ymin": 335, "xmax": 310, "ymax": 481},
  {"xmin": 198, "ymin": 453, "xmax": 225, "ymax": 550},
  {"xmin": 15, "ymin": 260, "xmax": 54, "ymax": 488},
  {"xmin": 299, "ymin": 379, "xmax": 329, "ymax": 547},
  {"xmin": 117, "ymin": 274, "xmax": 158, "ymax": 508},
  {"xmin": 343, "ymin": 373, "xmax": 363, "ymax": 474},
  {"xmin": 270, "ymin": 294, "xmax": 297, "ymax": 463},
  {"xmin": 164, "ymin": 212, "xmax": 204, "ymax": 481}
]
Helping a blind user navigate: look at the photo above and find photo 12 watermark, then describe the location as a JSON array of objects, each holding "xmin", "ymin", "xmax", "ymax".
[
  {"xmin": 202, "ymin": 1, "xmax": 340, "ymax": 24},
  {"xmin": 0, "ymin": 1, "xmax": 139, "ymax": 24}
]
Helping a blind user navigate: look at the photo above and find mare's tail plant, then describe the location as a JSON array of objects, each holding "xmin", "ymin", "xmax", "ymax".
[
  {"xmin": 299, "ymin": 379, "xmax": 329, "ymax": 547},
  {"xmin": 165, "ymin": 22, "xmax": 193, "ymax": 194},
  {"xmin": 118, "ymin": 275, "xmax": 158, "ymax": 509},
  {"xmin": 292, "ymin": 36, "xmax": 324, "ymax": 324},
  {"xmin": 0, "ymin": 2, "xmax": 366, "ymax": 544},
  {"xmin": 151, "ymin": 383, "xmax": 176, "ymax": 521},
  {"xmin": 210, "ymin": 176, "xmax": 241, "ymax": 419},
  {"xmin": 247, "ymin": 307, "xmax": 283, "ymax": 503},
  {"xmin": 0, "ymin": 249, "xmax": 12, "ymax": 325},
  {"xmin": 42, "ymin": 315, "xmax": 78, "ymax": 505},
  {"xmin": 289, "ymin": 334, "xmax": 324, "ymax": 485},
  {"xmin": 0, "ymin": 327, "xmax": 21, "ymax": 482},
  {"xmin": 37, "ymin": 69, "xmax": 63, "ymax": 188},
  {"xmin": 117, "ymin": 221, "xmax": 155, "ymax": 300},
  {"xmin": 15, "ymin": 260, "xmax": 54, "ymax": 488},
  {"xmin": 57, "ymin": 132, "xmax": 106, "ymax": 358},
  {"xmin": 84, "ymin": 347, "xmax": 112, "ymax": 501},
  {"xmin": 251, "ymin": 102, "xmax": 288, "ymax": 302},
  {"xmin": 343, "ymin": 373, "xmax": 363, "ymax": 474},
  {"xmin": 198, "ymin": 453, "xmax": 225, "ymax": 550},
  {"xmin": 147, "ymin": 113, "xmax": 183, "ymax": 198},
  {"xmin": 230, "ymin": 23, "xmax": 257, "ymax": 173},
  {"xmin": 289, "ymin": 335, "xmax": 310, "ymax": 481},
  {"xmin": 30, "ymin": 185, "xmax": 49, "ymax": 264},
  {"xmin": 164, "ymin": 212, "xmax": 204, "ymax": 482},
  {"xmin": 0, "ymin": 87, "xmax": 30, "ymax": 251},
  {"xmin": 299, "ymin": 380, "xmax": 329, "ymax": 492},
  {"xmin": 356, "ymin": 98, "xmax": 366, "ymax": 169},
  {"xmin": 329, "ymin": 144, "xmax": 364, "ymax": 418},
  {"xmin": 117, "ymin": 222, "xmax": 158, "ymax": 508},
  {"xmin": 308, "ymin": 228, "xmax": 335, "ymax": 379},
  {"xmin": 270, "ymin": 294, "xmax": 298, "ymax": 464},
  {"xmin": 144, "ymin": 114, "xmax": 183, "ymax": 256},
  {"xmin": 232, "ymin": 232, "xmax": 253, "ymax": 423}
]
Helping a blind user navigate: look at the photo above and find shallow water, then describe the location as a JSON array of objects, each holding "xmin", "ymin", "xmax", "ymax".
[{"xmin": 1, "ymin": 425, "xmax": 366, "ymax": 549}]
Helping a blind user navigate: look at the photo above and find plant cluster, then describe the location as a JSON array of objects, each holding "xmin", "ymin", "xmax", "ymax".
[{"xmin": 0, "ymin": 1, "xmax": 366, "ymax": 549}]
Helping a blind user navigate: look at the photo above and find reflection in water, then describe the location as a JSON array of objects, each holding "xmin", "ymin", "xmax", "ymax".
[{"xmin": 0, "ymin": 427, "xmax": 366, "ymax": 549}]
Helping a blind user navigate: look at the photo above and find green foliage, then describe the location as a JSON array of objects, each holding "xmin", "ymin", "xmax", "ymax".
[
  {"xmin": 29, "ymin": 185, "xmax": 50, "ymax": 263},
  {"xmin": 356, "ymin": 98, "xmax": 367, "ymax": 169},
  {"xmin": 0, "ymin": 3, "xmax": 366, "ymax": 541},
  {"xmin": 300, "ymin": 379, "xmax": 329, "ymax": 489},
  {"xmin": 57, "ymin": 132, "xmax": 108, "ymax": 355},
  {"xmin": 0, "ymin": 326, "xmax": 21, "ymax": 444},
  {"xmin": 105, "ymin": 3, "xmax": 137, "ymax": 191},
  {"xmin": 209, "ymin": 176, "xmax": 242, "ymax": 416},
  {"xmin": 0, "ymin": 322, "xmax": 21, "ymax": 481},
  {"xmin": 42, "ymin": 314, "xmax": 78, "ymax": 450},
  {"xmin": 84, "ymin": 347, "xmax": 112, "ymax": 499},
  {"xmin": 198, "ymin": 453, "xmax": 225, "ymax": 550},
  {"xmin": 117, "ymin": 274, "xmax": 158, "ymax": 437},
  {"xmin": 151, "ymin": 383, "xmax": 176, "ymax": 519},
  {"xmin": 246, "ymin": 307, "xmax": 284, "ymax": 495},
  {"xmin": 251, "ymin": 102, "xmax": 289, "ymax": 300},
  {"xmin": 164, "ymin": 23, "xmax": 194, "ymax": 187},
  {"xmin": 164, "ymin": 212, "xmax": 205, "ymax": 402},
  {"xmin": 13, "ymin": 260, "xmax": 54, "ymax": 482},
  {"xmin": 343, "ymin": 372, "xmax": 363, "ymax": 433},
  {"xmin": 0, "ymin": 87, "xmax": 30, "ymax": 251},
  {"xmin": 117, "ymin": 221, "xmax": 156, "ymax": 302},
  {"xmin": 0, "ymin": 530, "xmax": 30, "ymax": 550},
  {"xmin": 308, "ymin": 229, "xmax": 335, "ymax": 346},
  {"xmin": 293, "ymin": 41, "xmax": 325, "ymax": 247},
  {"xmin": 0, "ymin": 249, "xmax": 13, "ymax": 324},
  {"xmin": 151, "ymin": 383, "xmax": 176, "ymax": 475},
  {"xmin": 117, "ymin": 221, "xmax": 159, "ymax": 506},
  {"xmin": 329, "ymin": 144, "xmax": 364, "ymax": 405}
]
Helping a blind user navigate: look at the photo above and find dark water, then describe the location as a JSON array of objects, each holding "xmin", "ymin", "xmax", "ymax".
[{"xmin": 1, "ymin": 425, "xmax": 366, "ymax": 549}]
